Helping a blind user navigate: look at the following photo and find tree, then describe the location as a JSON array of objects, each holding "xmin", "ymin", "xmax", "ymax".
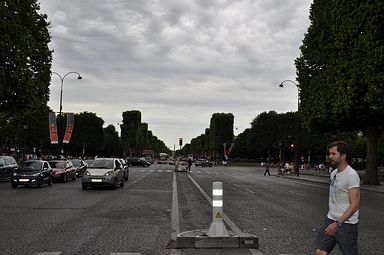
[
  {"xmin": 296, "ymin": 0, "xmax": 384, "ymax": 184},
  {"xmin": 209, "ymin": 113, "xmax": 234, "ymax": 161},
  {"xmin": 67, "ymin": 112, "xmax": 104, "ymax": 157},
  {"xmin": 0, "ymin": 0, "xmax": 52, "ymax": 125},
  {"xmin": 103, "ymin": 125, "xmax": 122, "ymax": 157},
  {"xmin": 121, "ymin": 110, "xmax": 142, "ymax": 156}
]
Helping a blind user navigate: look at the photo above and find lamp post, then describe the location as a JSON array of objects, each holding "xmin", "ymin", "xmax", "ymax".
[
  {"xmin": 51, "ymin": 71, "xmax": 82, "ymax": 116},
  {"xmin": 278, "ymin": 79, "xmax": 300, "ymax": 110},
  {"xmin": 51, "ymin": 71, "xmax": 82, "ymax": 155}
]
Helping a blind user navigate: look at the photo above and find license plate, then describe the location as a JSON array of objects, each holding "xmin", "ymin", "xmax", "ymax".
[
  {"xmin": 19, "ymin": 179, "xmax": 29, "ymax": 182},
  {"xmin": 91, "ymin": 179, "xmax": 102, "ymax": 182}
]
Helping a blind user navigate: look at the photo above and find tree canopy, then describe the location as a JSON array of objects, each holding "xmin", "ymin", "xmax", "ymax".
[
  {"xmin": 0, "ymin": 0, "xmax": 52, "ymax": 124},
  {"xmin": 296, "ymin": 0, "xmax": 384, "ymax": 184}
]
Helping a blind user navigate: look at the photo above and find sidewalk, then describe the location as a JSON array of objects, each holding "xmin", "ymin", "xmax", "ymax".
[{"xmin": 280, "ymin": 170, "xmax": 384, "ymax": 194}]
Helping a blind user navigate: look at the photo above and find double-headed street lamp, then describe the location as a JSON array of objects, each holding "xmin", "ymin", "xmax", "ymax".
[
  {"xmin": 51, "ymin": 71, "xmax": 82, "ymax": 154},
  {"xmin": 51, "ymin": 71, "xmax": 82, "ymax": 116},
  {"xmin": 278, "ymin": 79, "xmax": 300, "ymax": 110}
]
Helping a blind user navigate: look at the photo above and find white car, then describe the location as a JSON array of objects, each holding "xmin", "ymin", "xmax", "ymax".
[{"xmin": 82, "ymin": 158, "xmax": 125, "ymax": 190}]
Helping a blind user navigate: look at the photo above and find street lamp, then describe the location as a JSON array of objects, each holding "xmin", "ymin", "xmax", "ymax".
[
  {"xmin": 51, "ymin": 71, "xmax": 82, "ymax": 155},
  {"xmin": 278, "ymin": 79, "xmax": 300, "ymax": 110},
  {"xmin": 51, "ymin": 71, "xmax": 82, "ymax": 116}
]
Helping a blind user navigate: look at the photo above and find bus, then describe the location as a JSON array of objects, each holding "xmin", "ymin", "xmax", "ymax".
[{"xmin": 158, "ymin": 153, "xmax": 170, "ymax": 164}]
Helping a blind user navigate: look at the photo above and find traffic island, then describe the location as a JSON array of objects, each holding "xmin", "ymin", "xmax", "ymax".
[
  {"xmin": 176, "ymin": 182, "xmax": 259, "ymax": 249},
  {"xmin": 176, "ymin": 229, "xmax": 258, "ymax": 248}
]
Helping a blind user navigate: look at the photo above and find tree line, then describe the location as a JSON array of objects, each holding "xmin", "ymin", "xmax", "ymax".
[{"xmin": 1, "ymin": 0, "xmax": 384, "ymax": 184}]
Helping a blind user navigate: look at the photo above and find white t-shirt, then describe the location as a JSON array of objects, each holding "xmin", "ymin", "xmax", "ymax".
[{"xmin": 327, "ymin": 165, "xmax": 360, "ymax": 224}]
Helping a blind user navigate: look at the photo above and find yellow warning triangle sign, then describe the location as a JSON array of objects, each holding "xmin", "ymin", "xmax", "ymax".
[{"xmin": 215, "ymin": 212, "xmax": 222, "ymax": 219}]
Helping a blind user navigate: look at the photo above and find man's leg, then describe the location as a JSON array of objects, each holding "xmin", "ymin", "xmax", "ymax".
[
  {"xmin": 314, "ymin": 218, "xmax": 337, "ymax": 255},
  {"xmin": 335, "ymin": 223, "xmax": 358, "ymax": 255}
]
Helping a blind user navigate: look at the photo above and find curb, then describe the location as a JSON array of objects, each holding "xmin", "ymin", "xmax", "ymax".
[{"xmin": 279, "ymin": 175, "xmax": 384, "ymax": 194}]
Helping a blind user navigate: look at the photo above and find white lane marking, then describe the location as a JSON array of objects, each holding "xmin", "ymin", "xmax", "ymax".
[
  {"xmin": 110, "ymin": 253, "xmax": 141, "ymax": 255},
  {"xmin": 170, "ymin": 172, "xmax": 181, "ymax": 255},
  {"xmin": 288, "ymin": 190, "xmax": 305, "ymax": 196},
  {"xmin": 245, "ymin": 188, "xmax": 255, "ymax": 194},
  {"xmin": 34, "ymin": 253, "xmax": 62, "ymax": 255}
]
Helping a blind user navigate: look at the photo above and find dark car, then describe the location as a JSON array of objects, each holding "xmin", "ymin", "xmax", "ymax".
[
  {"xmin": 11, "ymin": 160, "xmax": 52, "ymax": 188},
  {"xmin": 0, "ymin": 156, "xmax": 18, "ymax": 181},
  {"xmin": 49, "ymin": 160, "xmax": 76, "ymax": 182},
  {"xmin": 127, "ymin": 157, "xmax": 151, "ymax": 167},
  {"xmin": 70, "ymin": 159, "xmax": 87, "ymax": 177},
  {"xmin": 194, "ymin": 158, "xmax": 213, "ymax": 167}
]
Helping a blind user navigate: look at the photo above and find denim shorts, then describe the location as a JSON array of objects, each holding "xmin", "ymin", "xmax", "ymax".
[{"xmin": 314, "ymin": 218, "xmax": 358, "ymax": 255}]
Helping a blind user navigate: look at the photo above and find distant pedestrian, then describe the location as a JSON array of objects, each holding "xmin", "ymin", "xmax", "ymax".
[
  {"xmin": 187, "ymin": 157, "xmax": 192, "ymax": 172},
  {"xmin": 314, "ymin": 141, "xmax": 360, "ymax": 255},
  {"xmin": 264, "ymin": 162, "xmax": 270, "ymax": 176}
]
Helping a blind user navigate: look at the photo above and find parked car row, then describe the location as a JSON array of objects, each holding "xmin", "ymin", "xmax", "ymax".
[{"xmin": 1, "ymin": 156, "xmax": 130, "ymax": 190}]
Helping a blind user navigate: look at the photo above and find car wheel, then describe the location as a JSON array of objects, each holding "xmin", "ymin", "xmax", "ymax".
[
  {"xmin": 39, "ymin": 179, "xmax": 44, "ymax": 188},
  {"xmin": 48, "ymin": 175, "xmax": 53, "ymax": 186},
  {"xmin": 63, "ymin": 174, "xmax": 67, "ymax": 183},
  {"xmin": 111, "ymin": 178, "xmax": 117, "ymax": 189},
  {"xmin": 82, "ymin": 184, "xmax": 87, "ymax": 190},
  {"xmin": 72, "ymin": 173, "xmax": 76, "ymax": 181},
  {"xmin": 11, "ymin": 183, "xmax": 17, "ymax": 189},
  {"xmin": 120, "ymin": 179, "xmax": 124, "ymax": 187}
]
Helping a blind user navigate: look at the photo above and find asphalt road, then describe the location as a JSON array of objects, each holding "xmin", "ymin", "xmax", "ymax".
[{"xmin": 0, "ymin": 164, "xmax": 383, "ymax": 255}]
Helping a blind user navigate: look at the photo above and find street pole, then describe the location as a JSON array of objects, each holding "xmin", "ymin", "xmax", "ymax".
[
  {"xmin": 51, "ymin": 71, "xmax": 82, "ymax": 155},
  {"xmin": 278, "ymin": 79, "xmax": 300, "ymax": 110}
]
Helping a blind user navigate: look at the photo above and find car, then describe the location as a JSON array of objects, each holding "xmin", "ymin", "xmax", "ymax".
[
  {"xmin": 194, "ymin": 158, "xmax": 213, "ymax": 167},
  {"xmin": 0, "ymin": 156, "xmax": 18, "ymax": 181},
  {"xmin": 11, "ymin": 160, "xmax": 52, "ymax": 188},
  {"xmin": 70, "ymin": 159, "xmax": 87, "ymax": 177},
  {"xmin": 174, "ymin": 160, "xmax": 188, "ymax": 172},
  {"xmin": 49, "ymin": 160, "xmax": 77, "ymax": 182},
  {"xmin": 126, "ymin": 158, "xmax": 151, "ymax": 167},
  {"xmin": 82, "ymin": 158, "xmax": 125, "ymax": 190},
  {"xmin": 118, "ymin": 158, "xmax": 129, "ymax": 181}
]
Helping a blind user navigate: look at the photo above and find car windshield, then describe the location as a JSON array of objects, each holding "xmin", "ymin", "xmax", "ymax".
[
  {"xmin": 71, "ymin": 160, "xmax": 81, "ymax": 167},
  {"xmin": 89, "ymin": 159, "xmax": 114, "ymax": 169},
  {"xmin": 20, "ymin": 161, "xmax": 42, "ymax": 171},
  {"xmin": 50, "ymin": 161, "xmax": 66, "ymax": 168}
]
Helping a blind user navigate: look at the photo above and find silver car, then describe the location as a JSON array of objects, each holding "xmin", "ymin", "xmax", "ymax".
[{"xmin": 82, "ymin": 158, "xmax": 124, "ymax": 190}]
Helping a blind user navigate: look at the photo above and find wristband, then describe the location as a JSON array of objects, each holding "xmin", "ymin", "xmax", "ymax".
[{"xmin": 335, "ymin": 221, "xmax": 342, "ymax": 227}]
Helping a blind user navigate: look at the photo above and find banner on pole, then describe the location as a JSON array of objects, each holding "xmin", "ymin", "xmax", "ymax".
[
  {"xmin": 48, "ymin": 112, "xmax": 58, "ymax": 144},
  {"xmin": 63, "ymin": 113, "xmax": 74, "ymax": 144}
]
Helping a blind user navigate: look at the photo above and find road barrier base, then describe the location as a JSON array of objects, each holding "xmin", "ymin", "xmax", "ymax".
[{"xmin": 176, "ymin": 229, "xmax": 258, "ymax": 249}]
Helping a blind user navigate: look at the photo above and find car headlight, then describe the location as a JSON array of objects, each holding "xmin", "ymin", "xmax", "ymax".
[
  {"xmin": 13, "ymin": 172, "xmax": 18, "ymax": 177},
  {"xmin": 84, "ymin": 170, "xmax": 91, "ymax": 176},
  {"xmin": 104, "ymin": 170, "xmax": 114, "ymax": 176}
]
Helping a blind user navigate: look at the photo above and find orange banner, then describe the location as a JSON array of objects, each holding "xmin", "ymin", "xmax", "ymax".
[
  {"xmin": 63, "ymin": 113, "xmax": 74, "ymax": 144},
  {"xmin": 49, "ymin": 112, "xmax": 58, "ymax": 144}
]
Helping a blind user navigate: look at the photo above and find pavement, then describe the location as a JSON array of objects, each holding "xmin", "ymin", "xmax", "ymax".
[{"xmin": 277, "ymin": 169, "xmax": 384, "ymax": 194}]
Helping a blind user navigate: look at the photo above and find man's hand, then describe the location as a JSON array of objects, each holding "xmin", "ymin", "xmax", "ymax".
[{"xmin": 324, "ymin": 222, "xmax": 338, "ymax": 236}]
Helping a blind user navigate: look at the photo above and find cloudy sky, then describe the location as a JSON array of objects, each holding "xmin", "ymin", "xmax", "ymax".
[{"xmin": 39, "ymin": 0, "xmax": 312, "ymax": 149}]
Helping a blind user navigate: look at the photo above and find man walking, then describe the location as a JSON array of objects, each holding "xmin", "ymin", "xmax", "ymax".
[
  {"xmin": 314, "ymin": 141, "xmax": 360, "ymax": 255},
  {"xmin": 264, "ymin": 161, "xmax": 270, "ymax": 176}
]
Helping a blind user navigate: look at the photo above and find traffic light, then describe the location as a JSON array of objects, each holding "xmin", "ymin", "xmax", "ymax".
[
  {"xmin": 290, "ymin": 143, "xmax": 294, "ymax": 151},
  {"xmin": 179, "ymin": 138, "xmax": 183, "ymax": 147}
]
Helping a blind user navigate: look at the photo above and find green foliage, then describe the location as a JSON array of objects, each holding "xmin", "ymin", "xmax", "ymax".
[
  {"xmin": 67, "ymin": 112, "xmax": 104, "ymax": 156},
  {"xmin": 209, "ymin": 113, "xmax": 234, "ymax": 155},
  {"xmin": 0, "ymin": 0, "xmax": 52, "ymax": 123},
  {"xmin": 296, "ymin": 0, "xmax": 384, "ymax": 184},
  {"xmin": 121, "ymin": 110, "xmax": 141, "ymax": 156},
  {"xmin": 103, "ymin": 125, "xmax": 122, "ymax": 157}
]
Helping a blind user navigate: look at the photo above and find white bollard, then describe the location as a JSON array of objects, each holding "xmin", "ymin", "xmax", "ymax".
[{"xmin": 207, "ymin": 182, "xmax": 229, "ymax": 237}]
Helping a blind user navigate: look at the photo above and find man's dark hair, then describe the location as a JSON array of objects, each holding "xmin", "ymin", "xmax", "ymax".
[{"xmin": 327, "ymin": 141, "xmax": 350, "ymax": 162}]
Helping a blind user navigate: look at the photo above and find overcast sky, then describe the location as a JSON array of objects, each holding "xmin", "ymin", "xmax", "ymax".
[{"xmin": 39, "ymin": 0, "xmax": 312, "ymax": 149}]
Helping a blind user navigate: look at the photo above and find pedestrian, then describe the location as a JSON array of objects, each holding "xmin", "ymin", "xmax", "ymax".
[
  {"xmin": 187, "ymin": 157, "xmax": 192, "ymax": 172},
  {"xmin": 264, "ymin": 162, "xmax": 270, "ymax": 176},
  {"xmin": 314, "ymin": 141, "xmax": 360, "ymax": 255}
]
